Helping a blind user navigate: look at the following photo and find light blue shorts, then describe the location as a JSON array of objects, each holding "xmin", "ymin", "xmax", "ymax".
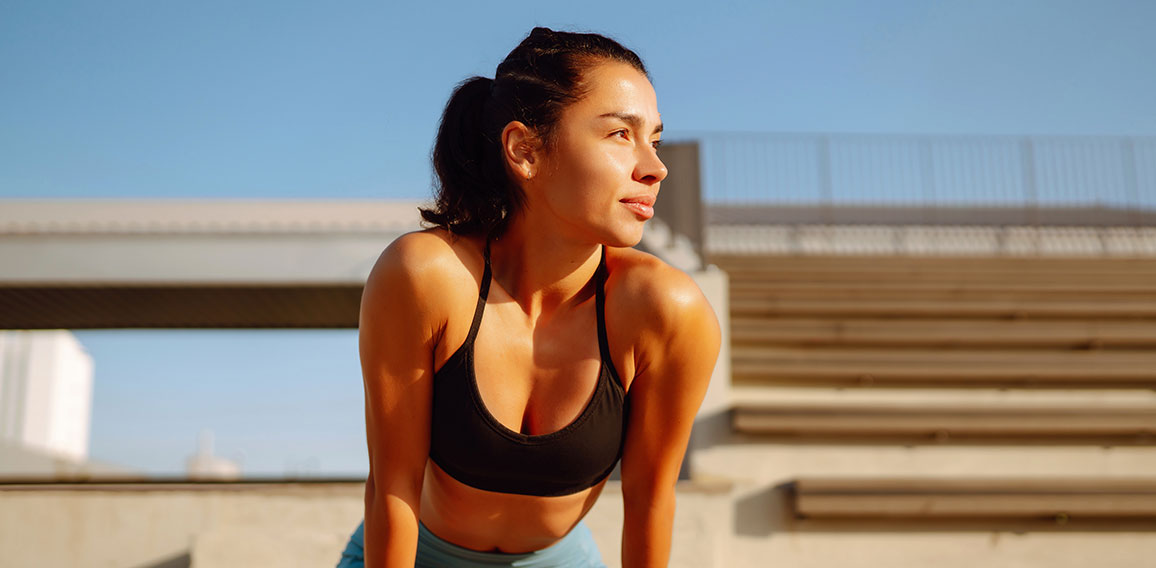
[{"xmin": 335, "ymin": 518, "xmax": 607, "ymax": 568}]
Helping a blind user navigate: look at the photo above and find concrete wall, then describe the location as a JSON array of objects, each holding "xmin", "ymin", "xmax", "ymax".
[
  {"xmin": 0, "ymin": 481, "xmax": 731, "ymax": 568},
  {"xmin": 3, "ymin": 474, "xmax": 1154, "ymax": 568}
]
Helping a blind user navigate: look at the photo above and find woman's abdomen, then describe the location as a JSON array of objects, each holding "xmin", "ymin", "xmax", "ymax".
[{"xmin": 418, "ymin": 459, "xmax": 607, "ymax": 553}]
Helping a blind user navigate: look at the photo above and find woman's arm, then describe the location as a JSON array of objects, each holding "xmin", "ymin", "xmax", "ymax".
[
  {"xmin": 359, "ymin": 232, "xmax": 448, "ymax": 568},
  {"xmin": 617, "ymin": 265, "xmax": 722, "ymax": 568}
]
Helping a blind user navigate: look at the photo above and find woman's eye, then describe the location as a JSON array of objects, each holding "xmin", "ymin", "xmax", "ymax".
[{"xmin": 613, "ymin": 129, "xmax": 662, "ymax": 150}]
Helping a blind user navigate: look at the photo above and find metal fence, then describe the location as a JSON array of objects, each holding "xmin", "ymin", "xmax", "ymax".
[{"xmin": 692, "ymin": 133, "xmax": 1156, "ymax": 227}]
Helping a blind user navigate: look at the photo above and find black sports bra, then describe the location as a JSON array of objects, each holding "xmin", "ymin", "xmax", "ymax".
[{"xmin": 428, "ymin": 241, "xmax": 628, "ymax": 497}]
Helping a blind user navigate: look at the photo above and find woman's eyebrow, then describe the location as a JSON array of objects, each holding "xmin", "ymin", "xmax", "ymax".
[{"xmin": 597, "ymin": 112, "xmax": 664, "ymax": 135}]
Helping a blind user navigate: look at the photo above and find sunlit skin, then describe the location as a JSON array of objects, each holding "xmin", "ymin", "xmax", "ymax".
[{"xmin": 359, "ymin": 60, "xmax": 721, "ymax": 567}]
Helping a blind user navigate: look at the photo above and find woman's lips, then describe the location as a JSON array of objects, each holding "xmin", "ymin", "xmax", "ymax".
[{"xmin": 620, "ymin": 196, "xmax": 655, "ymax": 220}]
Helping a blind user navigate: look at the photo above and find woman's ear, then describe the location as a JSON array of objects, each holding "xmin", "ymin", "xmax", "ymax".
[{"xmin": 501, "ymin": 121, "xmax": 540, "ymax": 181}]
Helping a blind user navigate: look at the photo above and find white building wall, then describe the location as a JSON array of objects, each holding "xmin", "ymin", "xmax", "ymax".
[
  {"xmin": 0, "ymin": 332, "xmax": 31, "ymax": 442},
  {"xmin": 0, "ymin": 330, "xmax": 93, "ymax": 461},
  {"xmin": 47, "ymin": 332, "xmax": 93, "ymax": 460}
]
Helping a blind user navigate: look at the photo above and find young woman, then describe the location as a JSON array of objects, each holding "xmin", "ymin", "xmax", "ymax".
[{"xmin": 337, "ymin": 27, "xmax": 720, "ymax": 568}]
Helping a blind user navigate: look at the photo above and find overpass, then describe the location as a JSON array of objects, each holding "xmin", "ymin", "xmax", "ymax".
[{"xmin": 0, "ymin": 199, "xmax": 419, "ymax": 328}]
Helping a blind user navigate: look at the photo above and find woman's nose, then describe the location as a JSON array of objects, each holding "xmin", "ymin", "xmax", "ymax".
[{"xmin": 636, "ymin": 148, "xmax": 668, "ymax": 183}]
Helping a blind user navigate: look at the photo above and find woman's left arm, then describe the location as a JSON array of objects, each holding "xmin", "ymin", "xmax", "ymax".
[{"xmin": 617, "ymin": 266, "xmax": 722, "ymax": 568}]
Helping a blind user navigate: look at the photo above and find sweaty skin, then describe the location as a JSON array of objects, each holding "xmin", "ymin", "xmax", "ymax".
[{"xmin": 360, "ymin": 61, "xmax": 721, "ymax": 567}]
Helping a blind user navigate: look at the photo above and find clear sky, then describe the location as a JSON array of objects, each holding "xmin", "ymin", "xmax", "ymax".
[{"xmin": 3, "ymin": 1, "xmax": 1154, "ymax": 476}]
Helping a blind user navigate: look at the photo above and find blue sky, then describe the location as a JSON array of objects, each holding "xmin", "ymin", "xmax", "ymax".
[
  {"xmin": 75, "ymin": 329, "xmax": 366, "ymax": 476},
  {"xmin": 3, "ymin": 1, "xmax": 1155, "ymax": 476}
]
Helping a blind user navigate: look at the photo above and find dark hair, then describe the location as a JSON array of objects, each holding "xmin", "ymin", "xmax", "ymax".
[{"xmin": 420, "ymin": 27, "xmax": 649, "ymax": 238}]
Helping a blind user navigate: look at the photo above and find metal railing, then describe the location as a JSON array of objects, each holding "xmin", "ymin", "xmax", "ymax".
[{"xmin": 691, "ymin": 133, "xmax": 1156, "ymax": 227}]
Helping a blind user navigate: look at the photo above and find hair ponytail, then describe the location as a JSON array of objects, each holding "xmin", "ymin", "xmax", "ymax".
[
  {"xmin": 419, "ymin": 27, "xmax": 648, "ymax": 238},
  {"xmin": 422, "ymin": 76, "xmax": 516, "ymax": 237}
]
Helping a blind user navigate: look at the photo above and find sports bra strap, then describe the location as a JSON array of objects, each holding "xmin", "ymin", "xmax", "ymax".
[
  {"xmin": 467, "ymin": 241, "xmax": 613, "ymax": 372},
  {"xmin": 464, "ymin": 239, "xmax": 492, "ymax": 344},
  {"xmin": 594, "ymin": 245, "xmax": 613, "ymax": 365}
]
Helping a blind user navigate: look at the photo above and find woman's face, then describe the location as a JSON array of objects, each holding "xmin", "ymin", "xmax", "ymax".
[{"xmin": 526, "ymin": 60, "xmax": 667, "ymax": 247}]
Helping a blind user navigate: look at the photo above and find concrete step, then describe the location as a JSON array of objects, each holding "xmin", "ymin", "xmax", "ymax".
[
  {"xmin": 730, "ymin": 384, "xmax": 1156, "ymax": 406},
  {"xmin": 731, "ymin": 347, "xmax": 1156, "ymax": 387},
  {"xmin": 731, "ymin": 317, "xmax": 1156, "ymax": 349},
  {"xmin": 792, "ymin": 477, "xmax": 1156, "ymax": 521},
  {"xmin": 732, "ymin": 403, "xmax": 1156, "ymax": 444},
  {"xmin": 730, "ymin": 297, "xmax": 1156, "ymax": 318},
  {"xmin": 729, "ymin": 281, "xmax": 1156, "ymax": 301},
  {"xmin": 710, "ymin": 254, "xmax": 1156, "ymax": 276},
  {"xmin": 729, "ymin": 384, "xmax": 1156, "ymax": 444},
  {"xmin": 691, "ymin": 440, "xmax": 1156, "ymax": 486}
]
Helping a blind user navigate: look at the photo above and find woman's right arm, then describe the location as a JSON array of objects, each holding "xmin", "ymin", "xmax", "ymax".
[{"xmin": 359, "ymin": 232, "xmax": 448, "ymax": 567}]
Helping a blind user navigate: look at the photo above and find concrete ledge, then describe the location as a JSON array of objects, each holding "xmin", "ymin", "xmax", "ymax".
[
  {"xmin": 0, "ymin": 477, "xmax": 732, "ymax": 493},
  {"xmin": 794, "ymin": 477, "xmax": 1156, "ymax": 521},
  {"xmin": 733, "ymin": 404, "xmax": 1156, "ymax": 444},
  {"xmin": 731, "ymin": 347, "xmax": 1156, "ymax": 388},
  {"xmin": 732, "ymin": 317, "xmax": 1156, "ymax": 349},
  {"xmin": 0, "ymin": 477, "xmax": 368, "ymax": 491}
]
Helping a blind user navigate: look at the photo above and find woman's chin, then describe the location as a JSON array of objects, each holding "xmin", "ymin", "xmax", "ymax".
[{"xmin": 603, "ymin": 225, "xmax": 646, "ymax": 249}]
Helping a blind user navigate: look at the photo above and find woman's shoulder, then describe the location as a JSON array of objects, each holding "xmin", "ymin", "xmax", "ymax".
[
  {"xmin": 363, "ymin": 228, "xmax": 482, "ymax": 309},
  {"xmin": 373, "ymin": 227, "xmax": 481, "ymax": 273},
  {"xmin": 604, "ymin": 246, "xmax": 717, "ymax": 334}
]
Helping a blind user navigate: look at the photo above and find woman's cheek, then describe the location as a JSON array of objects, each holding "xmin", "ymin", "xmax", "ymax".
[{"xmin": 591, "ymin": 147, "xmax": 631, "ymax": 178}]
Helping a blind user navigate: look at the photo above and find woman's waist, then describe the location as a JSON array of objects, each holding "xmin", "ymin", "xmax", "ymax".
[{"xmin": 420, "ymin": 459, "xmax": 606, "ymax": 553}]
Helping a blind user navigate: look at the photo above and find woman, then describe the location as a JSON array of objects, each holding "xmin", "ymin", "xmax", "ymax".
[{"xmin": 338, "ymin": 27, "xmax": 721, "ymax": 567}]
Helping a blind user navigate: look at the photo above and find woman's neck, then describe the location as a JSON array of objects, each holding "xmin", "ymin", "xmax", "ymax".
[{"xmin": 485, "ymin": 210, "xmax": 602, "ymax": 323}]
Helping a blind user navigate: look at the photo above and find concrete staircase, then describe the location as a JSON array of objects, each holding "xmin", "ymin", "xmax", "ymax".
[{"xmin": 692, "ymin": 252, "xmax": 1156, "ymax": 567}]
